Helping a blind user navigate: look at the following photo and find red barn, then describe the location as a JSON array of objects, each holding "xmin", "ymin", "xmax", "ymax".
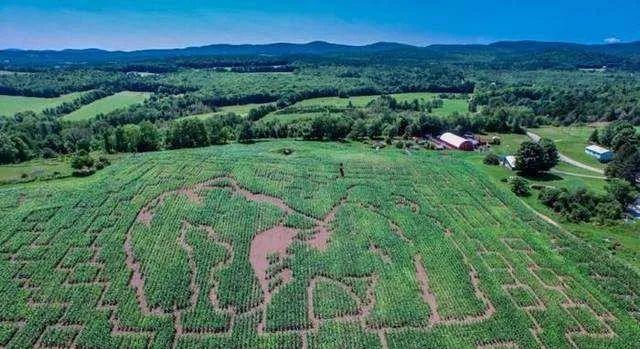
[{"xmin": 439, "ymin": 132, "xmax": 474, "ymax": 151}]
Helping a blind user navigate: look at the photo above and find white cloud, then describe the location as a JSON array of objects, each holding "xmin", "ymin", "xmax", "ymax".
[{"xmin": 604, "ymin": 37, "xmax": 621, "ymax": 44}]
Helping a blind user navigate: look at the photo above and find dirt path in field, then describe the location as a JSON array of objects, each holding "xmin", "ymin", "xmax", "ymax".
[
  {"xmin": 172, "ymin": 222, "xmax": 236, "ymax": 346},
  {"xmin": 395, "ymin": 196, "xmax": 420, "ymax": 213},
  {"xmin": 307, "ymin": 198, "xmax": 345, "ymax": 251},
  {"xmin": 177, "ymin": 223, "xmax": 200, "ymax": 311},
  {"xmin": 526, "ymin": 131, "xmax": 604, "ymax": 175},
  {"xmin": 389, "ymin": 221, "xmax": 411, "ymax": 243},
  {"xmin": 250, "ymin": 225, "xmax": 298, "ymax": 333},
  {"xmin": 136, "ymin": 182, "xmax": 208, "ymax": 226},
  {"xmin": 414, "ymin": 255, "xmax": 441, "ymax": 325},
  {"xmin": 124, "ymin": 225, "xmax": 162, "ymax": 315},
  {"xmin": 476, "ymin": 342, "xmax": 520, "ymax": 349},
  {"xmin": 198, "ymin": 225, "xmax": 235, "ymax": 311},
  {"xmin": 413, "ymin": 234, "xmax": 496, "ymax": 327},
  {"xmin": 446, "ymin": 234, "xmax": 496, "ymax": 325},
  {"xmin": 370, "ymin": 245, "xmax": 391, "ymax": 264},
  {"xmin": 550, "ymin": 169, "xmax": 607, "ymax": 179},
  {"xmin": 125, "ymin": 175, "xmax": 355, "ymax": 342},
  {"xmin": 517, "ymin": 198, "xmax": 565, "ymax": 231}
]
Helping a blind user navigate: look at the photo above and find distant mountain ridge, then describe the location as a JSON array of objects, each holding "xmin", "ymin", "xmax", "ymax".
[
  {"xmin": 1, "ymin": 40, "xmax": 639, "ymax": 68},
  {"xmin": 0, "ymin": 41, "xmax": 415, "ymax": 65}
]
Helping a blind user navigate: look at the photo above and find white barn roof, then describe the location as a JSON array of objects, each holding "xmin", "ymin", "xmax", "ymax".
[
  {"xmin": 505, "ymin": 155, "xmax": 517, "ymax": 168},
  {"xmin": 439, "ymin": 132, "xmax": 469, "ymax": 148},
  {"xmin": 586, "ymin": 144, "xmax": 612, "ymax": 155}
]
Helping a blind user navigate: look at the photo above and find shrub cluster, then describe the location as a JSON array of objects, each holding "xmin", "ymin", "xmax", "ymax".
[
  {"xmin": 70, "ymin": 151, "xmax": 110, "ymax": 177},
  {"xmin": 538, "ymin": 179, "xmax": 637, "ymax": 223},
  {"xmin": 483, "ymin": 153, "xmax": 500, "ymax": 165}
]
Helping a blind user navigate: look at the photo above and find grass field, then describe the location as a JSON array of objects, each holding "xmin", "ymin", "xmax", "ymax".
[
  {"xmin": 0, "ymin": 152, "xmax": 123, "ymax": 185},
  {"xmin": 260, "ymin": 112, "xmax": 343, "ymax": 124},
  {"xmin": 0, "ymin": 158, "xmax": 71, "ymax": 183},
  {"xmin": 465, "ymin": 151, "xmax": 640, "ymax": 268},
  {"xmin": 219, "ymin": 103, "xmax": 270, "ymax": 116},
  {"xmin": 61, "ymin": 91, "xmax": 151, "ymax": 122},
  {"xmin": 0, "ymin": 141, "xmax": 638, "ymax": 348},
  {"xmin": 293, "ymin": 92, "xmax": 469, "ymax": 116},
  {"xmin": 529, "ymin": 125, "xmax": 606, "ymax": 170},
  {"xmin": 482, "ymin": 131, "xmax": 607, "ymax": 189},
  {"xmin": 183, "ymin": 103, "xmax": 272, "ymax": 120},
  {"xmin": 462, "ymin": 131, "xmax": 640, "ymax": 272},
  {"xmin": 0, "ymin": 92, "xmax": 86, "ymax": 117},
  {"xmin": 183, "ymin": 93, "xmax": 469, "ymax": 122}
]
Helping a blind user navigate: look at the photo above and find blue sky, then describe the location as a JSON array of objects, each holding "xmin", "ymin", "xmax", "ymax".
[{"xmin": 1, "ymin": 0, "xmax": 639, "ymax": 50}]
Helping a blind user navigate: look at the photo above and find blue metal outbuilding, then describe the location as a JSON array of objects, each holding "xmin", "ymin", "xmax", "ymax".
[{"xmin": 585, "ymin": 145, "xmax": 614, "ymax": 163}]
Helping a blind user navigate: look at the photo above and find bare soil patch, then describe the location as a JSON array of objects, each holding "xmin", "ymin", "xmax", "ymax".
[
  {"xmin": 250, "ymin": 226, "xmax": 298, "ymax": 307},
  {"xmin": 413, "ymin": 255, "xmax": 441, "ymax": 325},
  {"xmin": 307, "ymin": 199, "xmax": 345, "ymax": 251}
]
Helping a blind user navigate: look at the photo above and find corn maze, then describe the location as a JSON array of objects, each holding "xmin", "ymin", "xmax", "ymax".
[{"xmin": 0, "ymin": 142, "xmax": 639, "ymax": 349}]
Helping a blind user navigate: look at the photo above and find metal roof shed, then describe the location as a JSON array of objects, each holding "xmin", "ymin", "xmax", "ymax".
[{"xmin": 585, "ymin": 145, "xmax": 614, "ymax": 163}]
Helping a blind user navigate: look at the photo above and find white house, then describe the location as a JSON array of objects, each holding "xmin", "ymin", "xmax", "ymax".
[
  {"xmin": 629, "ymin": 197, "xmax": 640, "ymax": 220},
  {"xmin": 501, "ymin": 155, "xmax": 517, "ymax": 170}
]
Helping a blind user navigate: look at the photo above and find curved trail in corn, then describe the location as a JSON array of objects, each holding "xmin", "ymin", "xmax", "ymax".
[{"xmin": 124, "ymin": 176, "xmax": 349, "ymax": 321}]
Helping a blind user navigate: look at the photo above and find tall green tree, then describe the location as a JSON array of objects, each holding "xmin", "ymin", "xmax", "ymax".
[
  {"xmin": 137, "ymin": 121, "xmax": 160, "ymax": 152},
  {"xmin": 516, "ymin": 141, "xmax": 548, "ymax": 176},
  {"xmin": 0, "ymin": 132, "xmax": 19, "ymax": 164},
  {"xmin": 236, "ymin": 120, "xmax": 254, "ymax": 143},
  {"xmin": 605, "ymin": 178, "xmax": 638, "ymax": 207},
  {"xmin": 539, "ymin": 138, "xmax": 559, "ymax": 170},
  {"xmin": 167, "ymin": 119, "xmax": 209, "ymax": 149},
  {"xmin": 606, "ymin": 145, "xmax": 640, "ymax": 185}
]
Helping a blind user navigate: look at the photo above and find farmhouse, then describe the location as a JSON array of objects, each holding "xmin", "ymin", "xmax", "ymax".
[
  {"xmin": 500, "ymin": 155, "xmax": 518, "ymax": 170},
  {"xmin": 585, "ymin": 144, "xmax": 614, "ymax": 163},
  {"xmin": 629, "ymin": 197, "xmax": 640, "ymax": 220},
  {"xmin": 439, "ymin": 132, "xmax": 474, "ymax": 151}
]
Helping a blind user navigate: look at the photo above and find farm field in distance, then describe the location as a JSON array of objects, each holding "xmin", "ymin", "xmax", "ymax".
[
  {"xmin": 0, "ymin": 141, "xmax": 638, "ymax": 349},
  {"xmin": 292, "ymin": 92, "xmax": 468, "ymax": 115},
  {"xmin": 0, "ymin": 157, "xmax": 71, "ymax": 183},
  {"xmin": 61, "ymin": 91, "xmax": 151, "ymax": 122},
  {"xmin": 183, "ymin": 92, "xmax": 468, "ymax": 122},
  {"xmin": 0, "ymin": 92, "xmax": 86, "ymax": 117},
  {"xmin": 182, "ymin": 103, "xmax": 273, "ymax": 120}
]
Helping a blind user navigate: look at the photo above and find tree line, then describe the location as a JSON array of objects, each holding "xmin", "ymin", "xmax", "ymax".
[{"xmin": 473, "ymin": 79, "xmax": 640, "ymax": 126}]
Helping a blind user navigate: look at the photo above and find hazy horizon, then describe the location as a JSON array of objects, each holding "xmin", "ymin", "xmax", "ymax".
[{"xmin": 1, "ymin": 0, "xmax": 639, "ymax": 50}]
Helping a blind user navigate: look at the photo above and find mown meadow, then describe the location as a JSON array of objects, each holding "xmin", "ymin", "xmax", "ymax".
[
  {"xmin": 61, "ymin": 91, "xmax": 151, "ymax": 122},
  {"xmin": 0, "ymin": 141, "xmax": 638, "ymax": 349},
  {"xmin": 0, "ymin": 92, "xmax": 86, "ymax": 117}
]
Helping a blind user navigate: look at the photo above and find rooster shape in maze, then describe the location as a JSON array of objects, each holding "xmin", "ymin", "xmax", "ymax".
[{"xmin": 121, "ymin": 176, "xmax": 620, "ymax": 349}]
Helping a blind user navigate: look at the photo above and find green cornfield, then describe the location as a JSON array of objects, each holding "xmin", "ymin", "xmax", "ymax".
[{"xmin": 0, "ymin": 141, "xmax": 638, "ymax": 349}]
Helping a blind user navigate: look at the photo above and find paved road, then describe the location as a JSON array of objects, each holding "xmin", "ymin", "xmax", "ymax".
[{"xmin": 526, "ymin": 131, "xmax": 605, "ymax": 175}]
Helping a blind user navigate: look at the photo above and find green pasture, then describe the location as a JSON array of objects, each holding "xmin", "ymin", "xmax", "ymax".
[
  {"xmin": 530, "ymin": 125, "xmax": 607, "ymax": 170},
  {"xmin": 0, "ymin": 92, "xmax": 86, "ymax": 117},
  {"xmin": 292, "ymin": 92, "xmax": 469, "ymax": 116},
  {"xmin": 61, "ymin": 91, "xmax": 151, "ymax": 122}
]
